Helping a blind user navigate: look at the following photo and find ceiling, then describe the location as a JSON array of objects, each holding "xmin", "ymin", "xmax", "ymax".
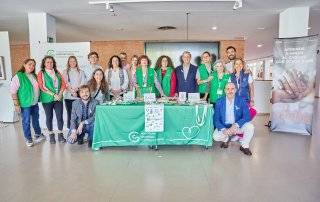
[{"xmin": 0, "ymin": 0, "xmax": 320, "ymax": 60}]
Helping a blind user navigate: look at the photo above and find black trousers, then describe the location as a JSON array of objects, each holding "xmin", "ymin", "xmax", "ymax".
[
  {"xmin": 64, "ymin": 99, "xmax": 75, "ymax": 129},
  {"xmin": 200, "ymin": 93, "xmax": 210, "ymax": 102},
  {"xmin": 42, "ymin": 101, "xmax": 64, "ymax": 131}
]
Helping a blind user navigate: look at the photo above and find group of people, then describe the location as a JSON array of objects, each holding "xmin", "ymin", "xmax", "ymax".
[{"xmin": 11, "ymin": 46, "xmax": 255, "ymax": 155}]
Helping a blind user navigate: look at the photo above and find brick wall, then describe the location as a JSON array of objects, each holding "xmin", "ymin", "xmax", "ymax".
[
  {"xmin": 219, "ymin": 40, "xmax": 245, "ymax": 61},
  {"xmin": 10, "ymin": 40, "xmax": 244, "ymax": 74},
  {"xmin": 10, "ymin": 44, "xmax": 30, "ymax": 74},
  {"xmin": 90, "ymin": 40, "xmax": 145, "ymax": 70}
]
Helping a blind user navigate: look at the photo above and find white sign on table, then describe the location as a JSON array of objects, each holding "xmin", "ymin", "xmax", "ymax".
[
  {"xmin": 178, "ymin": 92, "xmax": 187, "ymax": 102},
  {"xmin": 123, "ymin": 91, "xmax": 135, "ymax": 102},
  {"xmin": 143, "ymin": 93, "xmax": 156, "ymax": 103},
  {"xmin": 188, "ymin": 93, "xmax": 200, "ymax": 103},
  {"xmin": 145, "ymin": 104, "xmax": 164, "ymax": 132}
]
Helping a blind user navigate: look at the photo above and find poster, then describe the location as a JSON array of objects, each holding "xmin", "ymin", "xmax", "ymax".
[
  {"xmin": 31, "ymin": 42, "xmax": 90, "ymax": 72},
  {"xmin": 271, "ymin": 35, "xmax": 318, "ymax": 135},
  {"xmin": 145, "ymin": 104, "xmax": 164, "ymax": 132}
]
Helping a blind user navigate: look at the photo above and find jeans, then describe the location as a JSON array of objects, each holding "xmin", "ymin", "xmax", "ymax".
[
  {"xmin": 67, "ymin": 123, "xmax": 94, "ymax": 144},
  {"xmin": 42, "ymin": 101, "xmax": 64, "ymax": 131},
  {"xmin": 21, "ymin": 104, "xmax": 42, "ymax": 141},
  {"xmin": 64, "ymin": 99, "xmax": 75, "ymax": 129}
]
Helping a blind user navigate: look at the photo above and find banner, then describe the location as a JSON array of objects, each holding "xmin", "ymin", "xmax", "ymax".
[
  {"xmin": 271, "ymin": 35, "xmax": 318, "ymax": 135},
  {"xmin": 32, "ymin": 42, "xmax": 90, "ymax": 72}
]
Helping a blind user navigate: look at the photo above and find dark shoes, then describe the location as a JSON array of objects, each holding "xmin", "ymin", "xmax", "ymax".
[
  {"xmin": 49, "ymin": 133, "xmax": 66, "ymax": 144},
  {"xmin": 88, "ymin": 140, "xmax": 92, "ymax": 148},
  {"xmin": 240, "ymin": 146, "xmax": 252, "ymax": 156},
  {"xmin": 58, "ymin": 133, "xmax": 66, "ymax": 143},
  {"xmin": 77, "ymin": 138, "xmax": 84, "ymax": 145},
  {"xmin": 220, "ymin": 142, "xmax": 229, "ymax": 148},
  {"xmin": 49, "ymin": 133, "xmax": 56, "ymax": 144}
]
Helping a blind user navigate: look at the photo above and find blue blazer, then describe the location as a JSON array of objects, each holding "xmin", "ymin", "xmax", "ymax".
[
  {"xmin": 214, "ymin": 95, "xmax": 250, "ymax": 130},
  {"xmin": 175, "ymin": 64, "xmax": 198, "ymax": 93}
]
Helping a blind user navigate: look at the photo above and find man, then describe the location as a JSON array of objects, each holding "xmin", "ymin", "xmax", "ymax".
[
  {"xmin": 213, "ymin": 82, "xmax": 254, "ymax": 155},
  {"xmin": 225, "ymin": 46, "xmax": 237, "ymax": 73},
  {"xmin": 68, "ymin": 85, "xmax": 99, "ymax": 147},
  {"xmin": 119, "ymin": 52, "xmax": 131, "ymax": 71},
  {"xmin": 175, "ymin": 51, "xmax": 198, "ymax": 95}
]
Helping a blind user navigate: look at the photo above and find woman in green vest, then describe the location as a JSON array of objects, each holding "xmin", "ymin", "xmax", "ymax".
[
  {"xmin": 10, "ymin": 59, "xmax": 45, "ymax": 147},
  {"xmin": 135, "ymin": 55, "xmax": 165, "ymax": 98},
  {"xmin": 204, "ymin": 60, "xmax": 230, "ymax": 106},
  {"xmin": 154, "ymin": 55, "xmax": 176, "ymax": 97},
  {"xmin": 37, "ymin": 56, "xmax": 66, "ymax": 144},
  {"xmin": 196, "ymin": 51, "xmax": 213, "ymax": 100}
]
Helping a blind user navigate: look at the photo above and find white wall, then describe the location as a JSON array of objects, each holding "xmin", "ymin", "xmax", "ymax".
[
  {"xmin": 0, "ymin": 31, "xmax": 17, "ymax": 122},
  {"xmin": 254, "ymin": 80, "xmax": 272, "ymax": 114}
]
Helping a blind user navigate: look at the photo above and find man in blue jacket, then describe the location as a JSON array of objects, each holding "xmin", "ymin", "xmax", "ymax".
[
  {"xmin": 213, "ymin": 82, "xmax": 254, "ymax": 155},
  {"xmin": 175, "ymin": 51, "xmax": 198, "ymax": 95}
]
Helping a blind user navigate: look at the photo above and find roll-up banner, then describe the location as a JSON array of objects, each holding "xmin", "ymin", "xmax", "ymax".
[{"xmin": 271, "ymin": 35, "xmax": 318, "ymax": 135}]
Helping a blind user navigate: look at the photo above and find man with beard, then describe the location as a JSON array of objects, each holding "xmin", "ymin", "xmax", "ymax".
[
  {"xmin": 68, "ymin": 85, "xmax": 98, "ymax": 147},
  {"xmin": 225, "ymin": 46, "xmax": 237, "ymax": 73}
]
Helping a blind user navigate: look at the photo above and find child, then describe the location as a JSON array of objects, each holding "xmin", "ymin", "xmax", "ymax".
[{"xmin": 67, "ymin": 85, "xmax": 98, "ymax": 147}]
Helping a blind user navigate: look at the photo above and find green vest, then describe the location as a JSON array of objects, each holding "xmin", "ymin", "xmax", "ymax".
[
  {"xmin": 136, "ymin": 67, "xmax": 156, "ymax": 96},
  {"xmin": 156, "ymin": 67, "xmax": 173, "ymax": 96},
  {"xmin": 198, "ymin": 63, "xmax": 212, "ymax": 93},
  {"xmin": 16, "ymin": 72, "xmax": 35, "ymax": 108},
  {"xmin": 40, "ymin": 71, "xmax": 62, "ymax": 103},
  {"xmin": 209, "ymin": 71, "xmax": 230, "ymax": 103}
]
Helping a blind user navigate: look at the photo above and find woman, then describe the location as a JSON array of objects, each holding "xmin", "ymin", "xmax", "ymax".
[
  {"xmin": 128, "ymin": 55, "xmax": 139, "ymax": 91},
  {"xmin": 154, "ymin": 55, "xmax": 176, "ymax": 97},
  {"xmin": 88, "ymin": 68, "xmax": 109, "ymax": 104},
  {"xmin": 135, "ymin": 55, "xmax": 165, "ymax": 97},
  {"xmin": 205, "ymin": 60, "xmax": 230, "ymax": 106},
  {"xmin": 196, "ymin": 51, "xmax": 213, "ymax": 99},
  {"xmin": 37, "ymin": 56, "xmax": 66, "ymax": 144},
  {"xmin": 231, "ymin": 58, "xmax": 254, "ymax": 105},
  {"xmin": 105, "ymin": 55, "xmax": 129, "ymax": 99},
  {"xmin": 10, "ymin": 59, "xmax": 45, "ymax": 147},
  {"xmin": 63, "ymin": 56, "xmax": 86, "ymax": 129}
]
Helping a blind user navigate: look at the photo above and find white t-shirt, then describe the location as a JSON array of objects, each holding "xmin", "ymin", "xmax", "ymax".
[
  {"xmin": 105, "ymin": 68, "xmax": 129, "ymax": 94},
  {"xmin": 82, "ymin": 64, "xmax": 103, "ymax": 81}
]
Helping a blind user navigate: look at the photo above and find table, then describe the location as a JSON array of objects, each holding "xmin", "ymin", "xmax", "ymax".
[{"xmin": 92, "ymin": 104, "xmax": 213, "ymax": 150}]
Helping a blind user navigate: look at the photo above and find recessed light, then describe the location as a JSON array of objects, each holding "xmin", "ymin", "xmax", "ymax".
[
  {"xmin": 257, "ymin": 27, "xmax": 265, "ymax": 30},
  {"xmin": 307, "ymin": 27, "xmax": 311, "ymax": 30},
  {"xmin": 211, "ymin": 26, "xmax": 218, "ymax": 30},
  {"xmin": 257, "ymin": 44, "xmax": 263, "ymax": 48}
]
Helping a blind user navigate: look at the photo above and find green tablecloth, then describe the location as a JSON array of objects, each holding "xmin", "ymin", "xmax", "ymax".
[{"xmin": 92, "ymin": 104, "xmax": 213, "ymax": 150}]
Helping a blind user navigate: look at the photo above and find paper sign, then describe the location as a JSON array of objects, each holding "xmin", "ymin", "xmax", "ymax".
[
  {"xmin": 145, "ymin": 104, "xmax": 164, "ymax": 132},
  {"xmin": 178, "ymin": 92, "xmax": 187, "ymax": 102},
  {"xmin": 144, "ymin": 93, "xmax": 156, "ymax": 103},
  {"xmin": 188, "ymin": 93, "xmax": 200, "ymax": 103},
  {"xmin": 123, "ymin": 91, "xmax": 135, "ymax": 102}
]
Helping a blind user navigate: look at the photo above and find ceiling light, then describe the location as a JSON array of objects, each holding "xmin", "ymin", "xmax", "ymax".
[
  {"xmin": 233, "ymin": 0, "xmax": 242, "ymax": 10},
  {"xmin": 307, "ymin": 27, "xmax": 311, "ymax": 30},
  {"xmin": 211, "ymin": 26, "xmax": 218, "ymax": 30},
  {"xmin": 257, "ymin": 44, "xmax": 263, "ymax": 48},
  {"xmin": 257, "ymin": 27, "xmax": 265, "ymax": 30}
]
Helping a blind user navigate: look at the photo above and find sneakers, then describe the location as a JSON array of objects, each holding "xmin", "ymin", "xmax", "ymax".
[
  {"xmin": 49, "ymin": 133, "xmax": 56, "ymax": 144},
  {"xmin": 34, "ymin": 134, "xmax": 46, "ymax": 143},
  {"xmin": 26, "ymin": 139, "xmax": 34, "ymax": 147},
  {"xmin": 58, "ymin": 133, "xmax": 66, "ymax": 143}
]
